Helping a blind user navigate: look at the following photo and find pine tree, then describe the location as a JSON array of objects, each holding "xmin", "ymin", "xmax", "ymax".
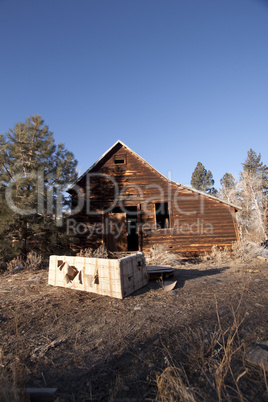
[
  {"xmin": 191, "ymin": 162, "xmax": 217, "ymax": 194},
  {"xmin": 219, "ymin": 173, "xmax": 236, "ymax": 203},
  {"xmin": 0, "ymin": 185, "xmax": 16, "ymax": 259},
  {"xmin": 242, "ymin": 148, "xmax": 268, "ymax": 183},
  {"xmin": 0, "ymin": 115, "xmax": 78, "ymax": 260}
]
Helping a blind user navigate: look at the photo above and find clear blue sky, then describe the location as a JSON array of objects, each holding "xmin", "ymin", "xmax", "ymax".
[{"xmin": 1, "ymin": 0, "xmax": 267, "ymax": 188}]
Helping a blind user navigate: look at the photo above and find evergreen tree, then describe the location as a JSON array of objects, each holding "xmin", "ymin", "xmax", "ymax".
[
  {"xmin": 191, "ymin": 162, "xmax": 217, "ymax": 194},
  {"xmin": 242, "ymin": 148, "xmax": 268, "ymax": 189},
  {"xmin": 0, "ymin": 115, "xmax": 78, "ymax": 260},
  {"xmin": 0, "ymin": 185, "xmax": 17, "ymax": 259},
  {"xmin": 220, "ymin": 173, "xmax": 235, "ymax": 190},
  {"xmin": 219, "ymin": 173, "xmax": 236, "ymax": 203}
]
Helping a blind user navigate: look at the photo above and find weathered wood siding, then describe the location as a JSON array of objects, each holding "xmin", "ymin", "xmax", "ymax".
[{"xmin": 70, "ymin": 143, "xmax": 239, "ymax": 255}]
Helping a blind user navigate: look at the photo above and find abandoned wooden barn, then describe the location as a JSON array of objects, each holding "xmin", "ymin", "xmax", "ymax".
[{"xmin": 68, "ymin": 140, "xmax": 240, "ymax": 256}]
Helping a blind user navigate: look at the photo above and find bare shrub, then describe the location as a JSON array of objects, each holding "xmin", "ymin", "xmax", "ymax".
[
  {"xmin": 242, "ymin": 229, "xmax": 266, "ymax": 245},
  {"xmin": 236, "ymin": 170, "xmax": 267, "ymax": 243},
  {"xmin": 203, "ymin": 245, "xmax": 232, "ymax": 265},
  {"xmin": 202, "ymin": 239, "xmax": 267, "ymax": 267},
  {"xmin": 157, "ymin": 366, "xmax": 196, "ymax": 402},
  {"xmin": 147, "ymin": 245, "xmax": 180, "ymax": 267},
  {"xmin": 25, "ymin": 251, "xmax": 43, "ymax": 271},
  {"xmin": 6, "ymin": 256, "xmax": 24, "ymax": 273},
  {"xmin": 76, "ymin": 245, "xmax": 109, "ymax": 258},
  {"xmin": 76, "ymin": 247, "xmax": 93, "ymax": 258},
  {"xmin": 232, "ymin": 239, "xmax": 267, "ymax": 264},
  {"xmin": 92, "ymin": 244, "xmax": 109, "ymax": 258}
]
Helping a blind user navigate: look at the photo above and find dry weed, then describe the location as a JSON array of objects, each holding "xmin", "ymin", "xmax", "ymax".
[
  {"xmin": 109, "ymin": 373, "xmax": 124, "ymax": 401},
  {"xmin": 6, "ymin": 256, "xmax": 24, "ymax": 273},
  {"xmin": 0, "ymin": 310, "xmax": 29, "ymax": 401},
  {"xmin": 157, "ymin": 297, "xmax": 249, "ymax": 401},
  {"xmin": 92, "ymin": 244, "xmax": 109, "ymax": 258},
  {"xmin": 6, "ymin": 252, "xmax": 43, "ymax": 273},
  {"xmin": 156, "ymin": 366, "xmax": 196, "ymax": 402},
  {"xmin": 214, "ymin": 299, "xmax": 246, "ymax": 401},
  {"xmin": 203, "ymin": 245, "xmax": 231, "ymax": 265},
  {"xmin": 186, "ymin": 326, "xmax": 221, "ymax": 367},
  {"xmin": 76, "ymin": 247, "xmax": 93, "ymax": 257},
  {"xmin": 147, "ymin": 245, "xmax": 180, "ymax": 267},
  {"xmin": 76, "ymin": 244, "xmax": 109, "ymax": 259},
  {"xmin": 202, "ymin": 239, "xmax": 267, "ymax": 268},
  {"xmin": 231, "ymin": 239, "xmax": 267, "ymax": 264},
  {"xmin": 25, "ymin": 251, "xmax": 43, "ymax": 271}
]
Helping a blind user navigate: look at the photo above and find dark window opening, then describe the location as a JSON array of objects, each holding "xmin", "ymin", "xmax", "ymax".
[
  {"xmin": 110, "ymin": 206, "xmax": 123, "ymax": 213},
  {"xmin": 155, "ymin": 202, "xmax": 170, "ymax": 229},
  {"xmin": 127, "ymin": 206, "xmax": 139, "ymax": 251},
  {"xmin": 114, "ymin": 158, "xmax": 125, "ymax": 164},
  {"xmin": 110, "ymin": 205, "xmax": 137, "ymax": 215},
  {"xmin": 114, "ymin": 154, "xmax": 126, "ymax": 165}
]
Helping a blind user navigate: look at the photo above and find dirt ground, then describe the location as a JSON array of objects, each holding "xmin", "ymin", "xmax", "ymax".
[{"xmin": 0, "ymin": 257, "xmax": 268, "ymax": 401}]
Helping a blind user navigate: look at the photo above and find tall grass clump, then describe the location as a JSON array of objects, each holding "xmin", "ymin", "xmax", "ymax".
[
  {"xmin": 148, "ymin": 245, "xmax": 180, "ymax": 267},
  {"xmin": 157, "ymin": 300, "xmax": 250, "ymax": 401},
  {"xmin": 25, "ymin": 251, "xmax": 43, "ymax": 271},
  {"xmin": 76, "ymin": 244, "xmax": 109, "ymax": 259}
]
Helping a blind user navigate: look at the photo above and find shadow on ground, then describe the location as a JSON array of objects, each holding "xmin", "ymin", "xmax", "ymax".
[
  {"xmin": 172, "ymin": 266, "xmax": 230, "ymax": 289},
  {"xmin": 133, "ymin": 266, "xmax": 230, "ymax": 295}
]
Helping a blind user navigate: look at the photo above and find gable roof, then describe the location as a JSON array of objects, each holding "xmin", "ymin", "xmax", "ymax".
[{"xmin": 68, "ymin": 140, "xmax": 241, "ymax": 211}]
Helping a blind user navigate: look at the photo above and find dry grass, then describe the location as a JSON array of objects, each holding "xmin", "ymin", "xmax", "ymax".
[
  {"xmin": 6, "ymin": 252, "xmax": 43, "ymax": 273},
  {"xmin": 203, "ymin": 245, "xmax": 232, "ymax": 265},
  {"xmin": 76, "ymin": 247, "xmax": 93, "ymax": 257},
  {"xmin": 231, "ymin": 239, "xmax": 266, "ymax": 264},
  {"xmin": 147, "ymin": 245, "xmax": 181, "ymax": 267},
  {"xmin": 157, "ymin": 366, "xmax": 196, "ymax": 402},
  {"xmin": 92, "ymin": 244, "xmax": 109, "ymax": 258},
  {"xmin": 201, "ymin": 239, "xmax": 267, "ymax": 270},
  {"xmin": 1, "ymin": 237, "xmax": 267, "ymax": 400},
  {"xmin": 76, "ymin": 244, "xmax": 109, "ymax": 259},
  {"xmin": 6, "ymin": 256, "xmax": 24, "ymax": 272},
  {"xmin": 156, "ymin": 298, "xmax": 251, "ymax": 402},
  {"xmin": 214, "ymin": 299, "xmax": 246, "ymax": 401},
  {"xmin": 148, "ymin": 239, "xmax": 267, "ymax": 270},
  {"xmin": 0, "ymin": 310, "xmax": 29, "ymax": 401},
  {"xmin": 25, "ymin": 251, "xmax": 43, "ymax": 271},
  {"xmin": 109, "ymin": 373, "xmax": 124, "ymax": 401}
]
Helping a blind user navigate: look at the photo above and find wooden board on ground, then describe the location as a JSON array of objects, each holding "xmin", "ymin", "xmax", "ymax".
[
  {"xmin": 257, "ymin": 256, "xmax": 267, "ymax": 262},
  {"xmin": 147, "ymin": 265, "xmax": 174, "ymax": 279},
  {"xmin": 163, "ymin": 280, "xmax": 177, "ymax": 292}
]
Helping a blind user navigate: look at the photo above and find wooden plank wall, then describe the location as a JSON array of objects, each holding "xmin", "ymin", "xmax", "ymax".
[{"xmin": 71, "ymin": 143, "xmax": 239, "ymax": 255}]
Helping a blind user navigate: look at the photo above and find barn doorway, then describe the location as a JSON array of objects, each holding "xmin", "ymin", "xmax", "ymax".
[
  {"xmin": 105, "ymin": 206, "xmax": 139, "ymax": 252},
  {"xmin": 126, "ymin": 206, "xmax": 139, "ymax": 251}
]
